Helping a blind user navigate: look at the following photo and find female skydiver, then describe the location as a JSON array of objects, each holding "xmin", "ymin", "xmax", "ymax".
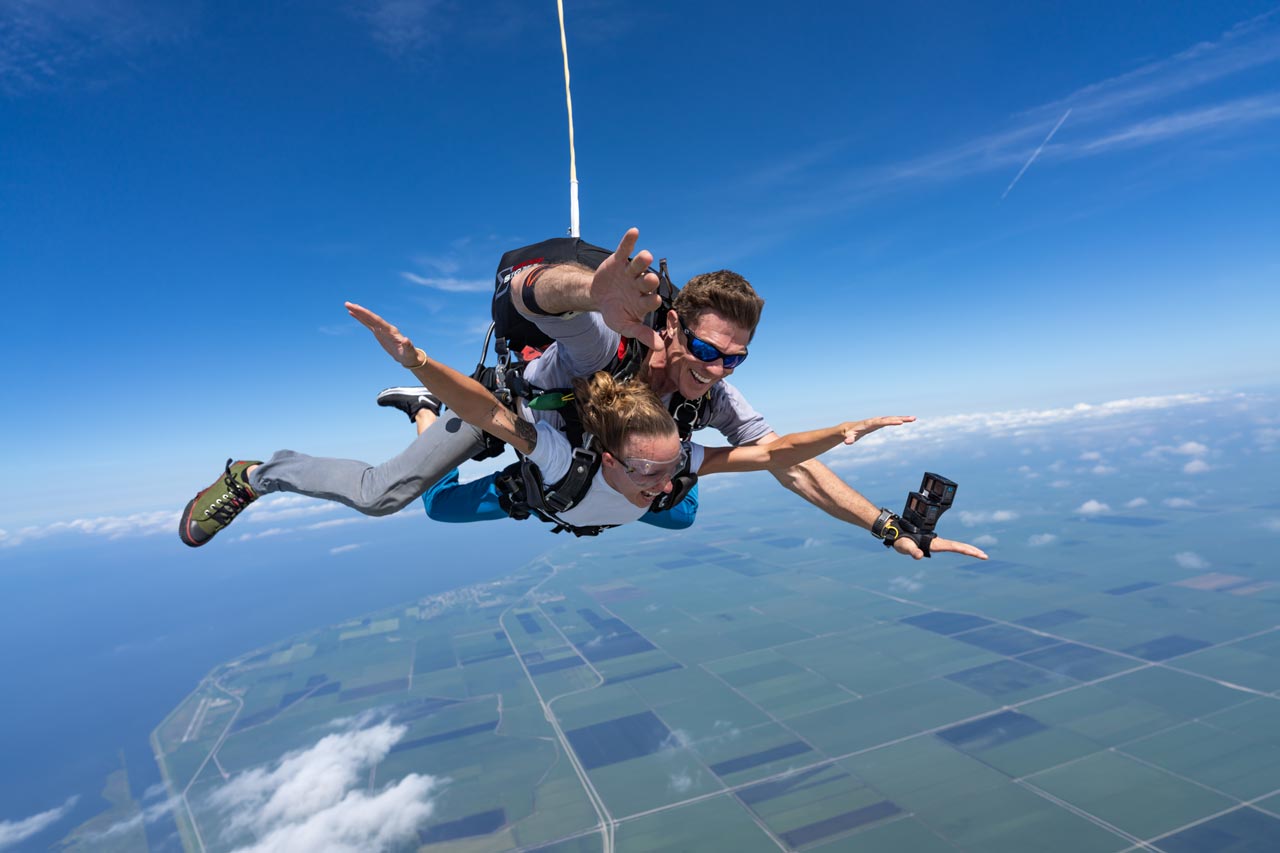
[{"xmin": 345, "ymin": 303, "xmax": 914, "ymax": 532}]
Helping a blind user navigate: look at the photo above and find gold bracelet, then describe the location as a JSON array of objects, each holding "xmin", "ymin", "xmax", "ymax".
[{"xmin": 405, "ymin": 348, "xmax": 427, "ymax": 369}]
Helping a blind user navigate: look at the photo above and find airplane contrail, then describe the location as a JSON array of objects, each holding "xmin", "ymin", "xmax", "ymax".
[{"xmin": 1001, "ymin": 108, "xmax": 1072, "ymax": 200}]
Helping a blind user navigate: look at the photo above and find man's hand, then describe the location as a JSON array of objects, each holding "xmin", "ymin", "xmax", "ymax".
[
  {"xmin": 589, "ymin": 228, "xmax": 663, "ymax": 349},
  {"xmin": 345, "ymin": 302, "xmax": 420, "ymax": 367},
  {"xmin": 840, "ymin": 415, "xmax": 916, "ymax": 444},
  {"xmin": 892, "ymin": 536, "xmax": 989, "ymax": 561}
]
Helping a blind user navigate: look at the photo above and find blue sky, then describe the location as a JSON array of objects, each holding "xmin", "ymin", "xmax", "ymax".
[{"xmin": 2, "ymin": 0, "xmax": 1279, "ymax": 533}]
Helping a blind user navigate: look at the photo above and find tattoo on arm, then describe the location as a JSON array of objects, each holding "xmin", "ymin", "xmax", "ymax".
[{"xmin": 515, "ymin": 418, "xmax": 538, "ymax": 451}]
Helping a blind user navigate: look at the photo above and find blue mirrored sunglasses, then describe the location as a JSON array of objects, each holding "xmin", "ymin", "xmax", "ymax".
[{"xmin": 680, "ymin": 323, "xmax": 748, "ymax": 369}]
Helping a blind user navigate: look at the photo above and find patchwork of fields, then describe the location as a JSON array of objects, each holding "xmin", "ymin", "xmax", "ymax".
[{"xmin": 155, "ymin": 494, "xmax": 1280, "ymax": 852}]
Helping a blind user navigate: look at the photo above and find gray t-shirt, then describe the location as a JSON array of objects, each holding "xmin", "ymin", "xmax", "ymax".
[{"xmin": 521, "ymin": 311, "xmax": 773, "ymax": 446}]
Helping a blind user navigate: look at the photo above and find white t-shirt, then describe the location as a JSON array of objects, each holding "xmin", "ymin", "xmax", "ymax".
[{"xmin": 524, "ymin": 421, "xmax": 707, "ymax": 527}]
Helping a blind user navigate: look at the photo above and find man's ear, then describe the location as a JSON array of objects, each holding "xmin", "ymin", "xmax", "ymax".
[{"xmin": 665, "ymin": 309, "xmax": 680, "ymax": 336}]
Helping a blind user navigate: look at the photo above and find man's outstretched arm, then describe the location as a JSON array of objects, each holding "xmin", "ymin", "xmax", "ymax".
[
  {"xmin": 752, "ymin": 431, "xmax": 988, "ymax": 561},
  {"xmin": 510, "ymin": 227, "xmax": 663, "ymax": 349}
]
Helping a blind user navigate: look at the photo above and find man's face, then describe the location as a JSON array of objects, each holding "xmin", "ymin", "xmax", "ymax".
[{"xmin": 663, "ymin": 309, "xmax": 752, "ymax": 399}]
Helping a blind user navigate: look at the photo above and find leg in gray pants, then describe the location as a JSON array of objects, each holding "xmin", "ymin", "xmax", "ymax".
[{"xmin": 248, "ymin": 414, "xmax": 488, "ymax": 516}]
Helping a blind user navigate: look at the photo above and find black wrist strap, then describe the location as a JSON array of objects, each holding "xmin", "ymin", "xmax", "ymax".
[
  {"xmin": 871, "ymin": 508, "xmax": 900, "ymax": 541},
  {"xmin": 520, "ymin": 265, "xmax": 559, "ymax": 317},
  {"xmin": 879, "ymin": 514, "xmax": 935, "ymax": 558}
]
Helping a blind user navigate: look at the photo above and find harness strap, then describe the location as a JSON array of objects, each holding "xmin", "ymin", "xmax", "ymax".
[
  {"xmin": 542, "ymin": 442, "xmax": 599, "ymax": 514},
  {"xmin": 668, "ymin": 392, "xmax": 709, "ymax": 441},
  {"xmin": 493, "ymin": 435, "xmax": 612, "ymax": 537}
]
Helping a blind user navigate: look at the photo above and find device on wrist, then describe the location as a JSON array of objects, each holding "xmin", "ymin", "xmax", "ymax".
[{"xmin": 871, "ymin": 508, "xmax": 901, "ymax": 542}]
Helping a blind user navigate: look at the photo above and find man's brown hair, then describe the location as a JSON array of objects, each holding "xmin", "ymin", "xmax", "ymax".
[{"xmin": 671, "ymin": 271, "xmax": 765, "ymax": 341}]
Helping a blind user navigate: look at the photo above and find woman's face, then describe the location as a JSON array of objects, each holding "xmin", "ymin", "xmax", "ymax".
[{"xmin": 601, "ymin": 431, "xmax": 683, "ymax": 507}]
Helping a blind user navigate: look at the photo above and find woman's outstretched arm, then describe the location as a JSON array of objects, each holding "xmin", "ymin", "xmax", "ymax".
[
  {"xmin": 346, "ymin": 302, "xmax": 538, "ymax": 454},
  {"xmin": 697, "ymin": 416, "xmax": 914, "ymax": 476}
]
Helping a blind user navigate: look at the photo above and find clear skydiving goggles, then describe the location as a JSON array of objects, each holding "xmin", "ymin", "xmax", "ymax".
[{"xmin": 611, "ymin": 445, "xmax": 689, "ymax": 487}]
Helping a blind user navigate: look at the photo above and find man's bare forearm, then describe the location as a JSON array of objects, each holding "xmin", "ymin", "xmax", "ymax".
[
  {"xmin": 510, "ymin": 263, "xmax": 597, "ymax": 318},
  {"xmin": 771, "ymin": 457, "xmax": 881, "ymax": 529}
]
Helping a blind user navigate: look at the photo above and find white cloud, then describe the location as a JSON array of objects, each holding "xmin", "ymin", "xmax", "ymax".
[
  {"xmin": 1263, "ymin": 518, "xmax": 1280, "ymax": 533},
  {"xmin": 79, "ymin": 796, "xmax": 179, "ymax": 843},
  {"xmin": 1126, "ymin": 497, "xmax": 1149, "ymax": 508},
  {"xmin": 245, "ymin": 499, "xmax": 340, "ymax": 524},
  {"xmin": 1091, "ymin": 464, "xmax": 1116, "ymax": 475},
  {"xmin": 710, "ymin": 720, "xmax": 741, "ymax": 741},
  {"xmin": 668, "ymin": 771, "xmax": 693, "ymax": 793},
  {"xmin": 1079, "ymin": 451, "xmax": 1103, "ymax": 461},
  {"xmin": 957, "ymin": 509, "xmax": 1019, "ymax": 527},
  {"xmin": 1164, "ymin": 497, "xmax": 1196, "ymax": 509},
  {"xmin": 209, "ymin": 721, "xmax": 440, "ymax": 853},
  {"xmin": 1049, "ymin": 479, "xmax": 1071, "ymax": 488},
  {"xmin": 660, "ymin": 730, "xmax": 694, "ymax": 751},
  {"xmin": 330, "ymin": 544, "xmax": 362, "ymax": 555},
  {"xmin": 889, "ymin": 573, "xmax": 925, "ymax": 593},
  {"xmin": 400, "ymin": 272, "xmax": 491, "ymax": 293},
  {"xmin": 1176, "ymin": 442, "xmax": 1209, "ymax": 456},
  {"xmin": 972, "ymin": 534, "xmax": 998, "ymax": 547},
  {"xmin": 0, "ymin": 510, "xmax": 175, "ymax": 548},
  {"xmin": 235, "ymin": 528, "xmax": 290, "ymax": 543},
  {"xmin": 1028, "ymin": 533, "xmax": 1058, "ymax": 547},
  {"xmin": 0, "ymin": 796, "xmax": 79, "ymax": 849},
  {"xmin": 1174, "ymin": 552, "xmax": 1210, "ymax": 570},
  {"xmin": 1076, "ymin": 500, "xmax": 1111, "ymax": 515},
  {"xmin": 828, "ymin": 394, "xmax": 1215, "ymax": 464},
  {"xmin": 1183, "ymin": 459, "xmax": 1211, "ymax": 474}
]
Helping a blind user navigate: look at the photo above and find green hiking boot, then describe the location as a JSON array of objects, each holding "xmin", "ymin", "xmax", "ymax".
[{"xmin": 180, "ymin": 459, "xmax": 261, "ymax": 547}]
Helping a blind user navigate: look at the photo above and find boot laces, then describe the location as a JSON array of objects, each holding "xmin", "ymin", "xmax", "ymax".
[{"xmin": 206, "ymin": 460, "xmax": 256, "ymax": 525}]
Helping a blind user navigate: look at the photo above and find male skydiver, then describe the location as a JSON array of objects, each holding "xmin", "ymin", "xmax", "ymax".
[{"xmin": 500, "ymin": 228, "xmax": 987, "ymax": 561}]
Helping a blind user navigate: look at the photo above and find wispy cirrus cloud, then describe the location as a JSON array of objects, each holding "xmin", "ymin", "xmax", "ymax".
[
  {"xmin": 0, "ymin": 0, "xmax": 196, "ymax": 96},
  {"xmin": 352, "ymin": 0, "xmax": 449, "ymax": 58},
  {"xmin": 744, "ymin": 12, "xmax": 1280, "ymax": 211},
  {"xmin": 0, "ymin": 795, "xmax": 79, "ymax": 850},
  {"xmin": 400, "ymin": 272, "xmax": 491, "ymax": 293}
]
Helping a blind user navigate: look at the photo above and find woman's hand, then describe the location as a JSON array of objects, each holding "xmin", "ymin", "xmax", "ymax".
[
  {"xmin": 346, "ymin": 302, "xmax": 421, "ymax": 367},
  {"xmin": 840, "ymin": 415, "xmax": 916, "ymax": 444}
]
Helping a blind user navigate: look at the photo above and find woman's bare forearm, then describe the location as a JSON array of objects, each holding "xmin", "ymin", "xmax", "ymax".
[{"xmin": 409, "ymin": 355, "xmax": 536, "ymax": 454}]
